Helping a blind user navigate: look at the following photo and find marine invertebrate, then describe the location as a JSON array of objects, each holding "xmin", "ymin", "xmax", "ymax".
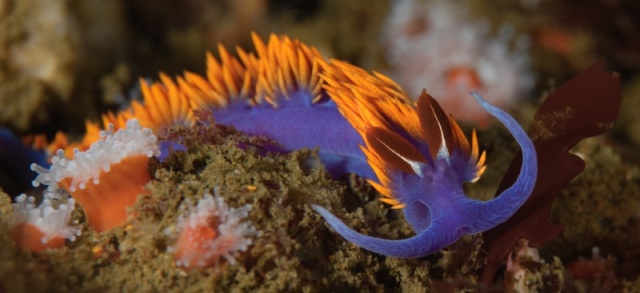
[
  {"xmin": 140, "ymin": 33, "xmax": 536, "ymax": 258},
  {"xmin": 382, "ymin": 0, "xmax": 533, "ymax": 126},
  {"xmin": 312, "ymin": 90, "xmax": 536, "ymax": 258},
  {"xmin": 31, "ymin": 118, "xmax": 159, "ymax": 232},
  {"xmin": 90, "ymin": 33, "xmax": 375, "ymax": 178},
  {"xmin": 167, "ymin": 189, "xmax": 256, "ymax": 269},
  {"xmin": 10, "ymin": 191, "xmax": 81, "ymax": 252}
]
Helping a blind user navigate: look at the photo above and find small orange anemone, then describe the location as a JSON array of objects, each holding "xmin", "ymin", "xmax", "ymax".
[
  {"xmin": 31, "ymin": 119, "xmax": 159, "ymax": 232},
  {"xmin": 10, "ymin": 193, "xmax": 80, "ymax": 252},
  {"xmin": 11, "ymin": 223, "xmax": 66, "ymax": 252},
  {"xmin": 168, "ymin": 189, "xmax": 256, "ymax": 270}
]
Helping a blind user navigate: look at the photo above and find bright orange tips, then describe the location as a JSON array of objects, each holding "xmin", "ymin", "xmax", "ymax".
[
  {"xmin": 59, "ymin": 154, "xmax": 151, "ymax": 232},
  {"xmin": 321, "ymin": 57, "xmax": 487, "ymax": 205},
  {"xmin": 46, "ymin": 33, "xmax": 327, "ymax": 159}
]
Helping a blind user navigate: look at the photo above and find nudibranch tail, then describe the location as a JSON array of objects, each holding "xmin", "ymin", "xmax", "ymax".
[{"xmin": 312, "ymin": 204, "xmax": 450, "ymax": 258}]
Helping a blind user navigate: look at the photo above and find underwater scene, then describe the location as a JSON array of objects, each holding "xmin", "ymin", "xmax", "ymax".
[{"xmin": 0, "ymin": 0, "xmax": 639, "ymax": 292}]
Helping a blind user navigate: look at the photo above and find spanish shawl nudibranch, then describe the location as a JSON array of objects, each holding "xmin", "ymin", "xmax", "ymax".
[{"xmin": 39, "ymin": 33, "xmax": 536, "ymax": 258}]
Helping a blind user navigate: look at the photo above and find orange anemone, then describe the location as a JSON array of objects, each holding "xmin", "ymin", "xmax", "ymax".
[
  {"xmin": 11, "ymin": 223, "xmax": 66, "ymax": 252},
  {"xmin": 58, "ymin": 154, "xmax": 152, "ymax": 232},
  {"xmin": 169, "ymin": 189, "xmax": 256, "ymax": 270},
  {"xmin": 10, "ymin": 194, "xmax": 80, "ymax": 252},
  {"xmin": 31, "ymin": 119, "xmax": 159, "ymax": 232}
]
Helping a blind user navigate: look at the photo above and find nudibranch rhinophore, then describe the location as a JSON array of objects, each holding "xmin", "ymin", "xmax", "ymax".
[{"xmin": 31, "ymin": 33, "xmax": 535, "ymax": 258}]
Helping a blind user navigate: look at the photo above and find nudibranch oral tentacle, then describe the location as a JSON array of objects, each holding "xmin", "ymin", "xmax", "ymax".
[
  {"xmin": 312, "ymin": 92, "xmax": 537, "ymax": 258},
  {"xmin": 463, "ymin": 91, "xmax": 537, "ymax": 232}
]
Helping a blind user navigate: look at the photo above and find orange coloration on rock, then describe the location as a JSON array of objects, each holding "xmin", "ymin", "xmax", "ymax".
[
  {"xmin": 533, "ymin": 27, "xmax": 574, "ymax": 56},
  {"xmin": 566, "ymin": 248, "xmax": 608, "ymax": 281}
]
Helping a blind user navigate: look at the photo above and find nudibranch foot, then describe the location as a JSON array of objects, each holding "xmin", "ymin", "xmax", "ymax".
[{"xmin": 312, "ymin": 205, "xmax": 454, "ymax": 258}]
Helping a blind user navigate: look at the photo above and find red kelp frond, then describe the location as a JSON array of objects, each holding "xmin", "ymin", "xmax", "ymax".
[{"xmin": 479, "ymin": 61, "xmax": 622, "ymax": 285}]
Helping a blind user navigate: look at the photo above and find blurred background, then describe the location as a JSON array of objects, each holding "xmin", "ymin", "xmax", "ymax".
[{"xmin": 1, "ymin": 0, "xmax": 639, "ymax": 158}]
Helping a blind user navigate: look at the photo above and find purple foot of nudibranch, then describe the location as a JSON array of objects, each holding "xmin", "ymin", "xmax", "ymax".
[
  {"xmin": 312, "ymin": 92, "xmax": 537, "ymax": 258},
  {"xmin": 312, "ymin": 205, "xmax": 462, "ymax": 258}
]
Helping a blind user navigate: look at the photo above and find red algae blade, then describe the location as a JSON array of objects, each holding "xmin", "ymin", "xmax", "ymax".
[{"xmin": 479, "ymin": 61, "xmax": 622, "ymax": 285}]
